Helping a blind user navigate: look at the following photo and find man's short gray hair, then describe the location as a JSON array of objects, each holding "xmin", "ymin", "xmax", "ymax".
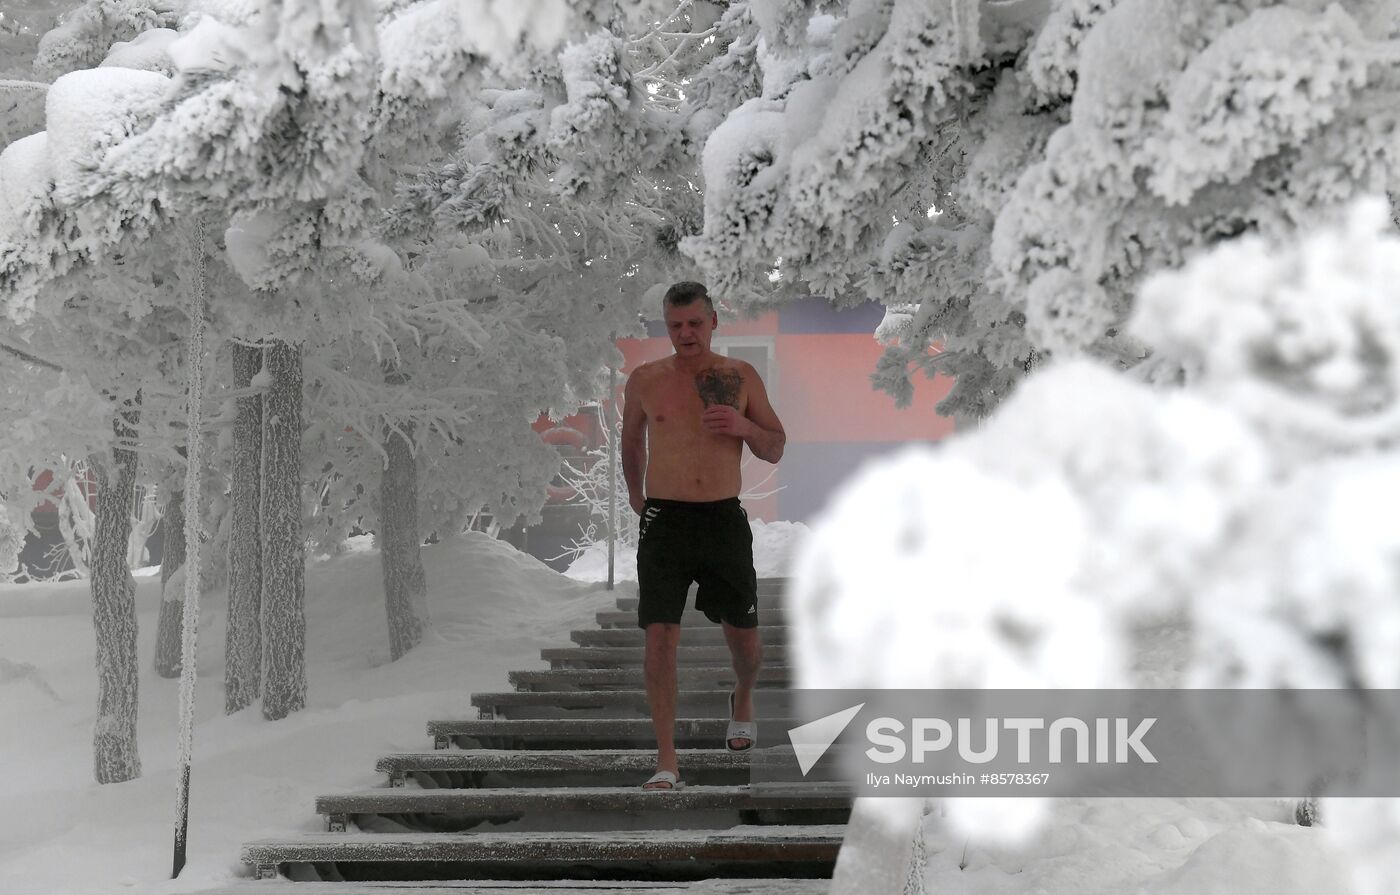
[{"xmin": 663, "ymin": 281, "xmax": 713, "ymax": 312}]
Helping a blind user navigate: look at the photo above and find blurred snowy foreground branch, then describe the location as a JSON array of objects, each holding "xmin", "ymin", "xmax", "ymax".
[{"xmin": 790, "ymin": 198, "xmax": 1400, "ymax": 895}]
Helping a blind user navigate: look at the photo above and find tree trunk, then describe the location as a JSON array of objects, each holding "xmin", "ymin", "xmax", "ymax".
[
  {"xmin": 380, "ymin": 412, "xmax": 428, "ymax": 661},
  {"xmin": 225, "ymin": 343, "xmax": 263, "ymax": 713},
  {"xmin": 153, "ymin": 486, "xmax": 186, "ymax": 678},
  {"xmin": 259, "ymin": 340, "xmax": 305, "ymax": 721},
  {"xmin": 90, "ymin": 397, "xmax": 141, "ymax": 784}
]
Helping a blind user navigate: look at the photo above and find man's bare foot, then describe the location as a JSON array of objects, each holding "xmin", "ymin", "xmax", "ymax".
[{"xmin": 727, "ymin": 689, "xmax": 756, "ymax": 752}]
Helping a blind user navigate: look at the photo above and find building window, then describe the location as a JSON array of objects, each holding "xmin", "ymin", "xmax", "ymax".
[{"xmin": 714, "ymin": 336, "xmax": 776, "ymax": 395}]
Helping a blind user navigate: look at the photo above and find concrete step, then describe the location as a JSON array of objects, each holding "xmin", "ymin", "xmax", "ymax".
[
  {"xmin": 316, "ymin": 785, "xmax": 852, "ymax": 832},
  {"xmin": 596, "ymin": 609, "xmax": 786, "ymax": 629},
  {"xmin": 507, "ymin": 666, "xmax": 792, "ymax": 692},
  {"xmin": 471, "ymin": 689, "xmax": 793, "ymax": 720},
  {"xmin": 377, "ymin": 749, "xmax": 768, "ymax": 787},
  {"xmin": 542, "ymin": 645, "xmax": 788, "ymax": 669},
  {"xmin": 243, "ymin": 826, "xmax": 844, "ymax": 882},
  {"xmin": 427, "ymin": 718, "xmax": 798, "ymax": 751},
  {"xmin": 185, "ymin": 879, "xmax": 830, "ymax": 894},
  {"xmin": 571, "ymin": 627, "xmax": 789, "ymax": 648}
]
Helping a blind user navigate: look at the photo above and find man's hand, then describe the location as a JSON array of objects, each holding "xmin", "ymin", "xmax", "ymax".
[
  {"xmin": 630, "ymin": 493, "xmax": 646, "ymax": 516},
  {"xmin": 702, "ymin": 404, "xmax": 752, "ymax": 438}
]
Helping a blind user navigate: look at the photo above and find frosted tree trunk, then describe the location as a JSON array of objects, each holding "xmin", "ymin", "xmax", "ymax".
[
  {"xmin": 259, "ymin": 339, "xmax": 306, "ymax": 721},
  {"xmin": 90, "ymin": 398, "xmax": 142, "ymax": 784},
  {"xmin": 380, "ymin": 398, "xmax": 428, "ymax": 661},
  {"xmin": 58, "ymin": 472, "xmax": 95, "ymax": 578},
  {"xmin": 153, "ymin": 486, "xmax": 186, "ymax": 678},
  {"xmin": 225, "ymin": 343, "xmax": 263, "ymax": 713},
  {"xmin": 127, "ymin": 489, "xmax": 161, "ymax": 569}
]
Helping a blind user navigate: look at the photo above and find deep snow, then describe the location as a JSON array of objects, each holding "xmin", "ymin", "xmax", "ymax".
[
  {"xmin": 0, "ymin": 531, "xmax": 617, "ymax": 894},
  {"xmin": 0, "ymin": 525, "xmax": 1360, "ymax": 894}
]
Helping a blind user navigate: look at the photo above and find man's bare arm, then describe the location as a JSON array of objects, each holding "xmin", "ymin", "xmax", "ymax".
[
  {"xmin": 620, "ymin": 369, "xmax": 648, "ymax": 514},
  {"xmin": 741, "ymin": 366, "xmax": 785, "ymax": 464}
]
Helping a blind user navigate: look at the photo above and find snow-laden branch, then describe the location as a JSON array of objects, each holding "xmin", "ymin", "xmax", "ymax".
[
  {"xmin": 0, "ymin": 338, "xmax": 63, "ymax": 371},
  {"xmin": 303, "ymin": 357, "xmax": 495, "ymax": 462},
  {"xmin": 633, "ymin": 25, "xmax": 716, "ymax": 80},
  {"xmin": 630, "ymin": 0, "xmax": 697, "ymax": 45},
  {"xmin": 0, "ymin": 80, "xmax": 49, "ymax": 93}
]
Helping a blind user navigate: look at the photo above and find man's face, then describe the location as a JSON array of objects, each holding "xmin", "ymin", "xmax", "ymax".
[{"xmin": 664, "ymin": 299, "xmax": 717, "ymax": 358}]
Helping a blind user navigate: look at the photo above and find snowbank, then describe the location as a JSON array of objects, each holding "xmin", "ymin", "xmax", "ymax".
[
  {"xmin": 0, "ymin": 527, "xmax": 1360, "ymax": 894},
  {"xmin": 0, "ymin": 531, "xmax": 615, "ymax": 894}
]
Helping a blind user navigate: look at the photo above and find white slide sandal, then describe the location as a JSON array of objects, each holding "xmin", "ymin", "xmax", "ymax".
[{"xmin": 642, "ymin": 770, "xmax": 686, "ymax": 790}]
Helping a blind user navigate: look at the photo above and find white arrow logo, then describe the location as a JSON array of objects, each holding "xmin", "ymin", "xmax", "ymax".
[{"xmin": 787, "ymin": 703, "xmax": 865, "ymax": 776}]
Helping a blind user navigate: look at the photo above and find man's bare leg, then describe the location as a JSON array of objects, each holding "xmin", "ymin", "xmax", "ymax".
[
  {"xmin": 644, "ymin": 622, "xmax": 683, "ymax": 786},
  {"xmin": 722, "ymin": 622, "xmax": 763, "ymax": 750}
]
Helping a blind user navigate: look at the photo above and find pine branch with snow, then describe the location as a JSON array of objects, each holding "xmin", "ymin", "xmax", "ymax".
[
  {"xmin": 34, "ymin": 0, "xmax": 179, "ymax": 78},
  {"xmin": 794, "ymin": 199, "xmax": 1400, "ymax": 894},
  {"xmin": 678, "ymin": 0, "xmax": 1400, "ymax": 421}
]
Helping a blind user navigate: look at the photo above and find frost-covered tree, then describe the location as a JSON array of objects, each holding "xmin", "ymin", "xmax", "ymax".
[
  {"xmin": 152, "ymin": 480, "xmax": 184, "ymax": 676},
  {"xmin": 223, "ymin": 341, "xmax": 262, "ymax": 709},
  {"xmin": 0, "ymin": 296, "xmax": 207, "ymax": 783},
  {"xmin": 0, "ymin": 0, "xmax": 250, "ymax": 768},
  {"xmin": 283, "ymin": 1, "xmax": 696, "ymax": 661},
  {"xmin": 5, "ymin": 0, "xmax": 712, "ymax": 725},
  {"xmin": 87, "ymin": 393, "xmax": 143, "ymax": 781},
  {"xmin": 0, "ymin": 253, "xmax": 197, "ymax": 782},
  {"xmin": 0, "ymin": 6, "xmax": 52, "ymax": 149},
  {"xmin": 793, "ymin": 199, "xmax": 1400, "ymax": 895},
  {"xmin": 0, "ymin": 1, "xmax": 281, "ymax": 748},
  {"xmin": 0, "ymin": 503, "xmax": 21, "ymax": 578},
  {"xmin": 312, "ymin": 0, "xmax": 712, "ymax": 652},
  {"xmin": 1, "ymin": 0, "xmax": 568, "ymax": 714},
  {"xmin": 9, "ymin": 0, "xmax": 682, "ymax": 696},
  {"xmin": 31, "ymin": 0, "xmax": 180, "ymax": 78},
  {"xmin": 257, "ymin": 339, "xmax": 304, "ymax": 718},
  {"xmin": 0, "ymin": 99, "xmax": 212, "ymax": 778},
  {"xmin": 682, "ymin": 0, "xmax": 1400, "ymax": 419}
]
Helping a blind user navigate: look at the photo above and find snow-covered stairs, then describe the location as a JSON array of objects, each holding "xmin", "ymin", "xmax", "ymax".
[
  {"xmin": 374, "ymin": 748, "xmax": 783, "ymax": 787},
  {"xmin": 540, "ymin": 644, "xmax": 791, "ymax": 667},
  {"xmin": 507, "ymin": 665, "xmax": 792, "ymax": 689},
  {"xmin": 572, "ymin": 626, "xmax": 792, "ymax": 646},
  {"xmin": 193, "ymin": 881, "xmax": 830, "ymax": 895},
  {"xmin": 229, "ymin": 577, "xmax": 847, "ymax": 889},
  {"xmin": 596, "ymin": 608, "xmax": 787, "ymax": 627},
  {"xmin": 423, "ymin": 716, "xmax": 806, "ymax": 751},
  {"xmin": 313, "ymin": 786, "xmax": 850, "ymax": 832},
  {"xmin": 466, "ymin": 688, "xmax": 794, "ymax": 720}
]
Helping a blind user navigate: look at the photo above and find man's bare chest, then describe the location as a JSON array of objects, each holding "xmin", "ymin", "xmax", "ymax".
[{"xmin": 643, "ymin": 368, "xmax": 746, "ymax": 430}]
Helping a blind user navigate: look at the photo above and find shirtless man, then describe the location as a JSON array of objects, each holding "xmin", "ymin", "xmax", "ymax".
[{"xmin": 621, "ymin": 281, "xmax": 787, "ymax": 791}]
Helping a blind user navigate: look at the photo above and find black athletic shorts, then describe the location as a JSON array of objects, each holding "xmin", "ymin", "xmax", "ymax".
[{"xmin": 636, "ymin": 497, "xmax": 758, "ymax": 629}]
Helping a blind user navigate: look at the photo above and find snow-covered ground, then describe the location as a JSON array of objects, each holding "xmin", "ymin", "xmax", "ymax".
[
  {"xmin": 0, "ymin": 524, "xmax": 1355, "ymax": 894},
  {"xmin": 0, "ymin": 531, "xmax": 617, "ymax": 895}
]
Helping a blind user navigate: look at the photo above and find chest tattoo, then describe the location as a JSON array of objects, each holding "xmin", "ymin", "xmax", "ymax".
[{"xmin": 695, "ymin": 368, "xmax": 742, "ymax": 409}]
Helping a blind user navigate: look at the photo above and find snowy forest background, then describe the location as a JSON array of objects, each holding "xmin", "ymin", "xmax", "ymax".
[{"xmin": 3, "ymin": 0, "xmax": 1400, "ymax": 892}]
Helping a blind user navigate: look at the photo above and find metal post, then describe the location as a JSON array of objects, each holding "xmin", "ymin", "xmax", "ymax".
[{"xmin": 607, "ymin": 367, "xmax": 618, "ymax": 591}]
